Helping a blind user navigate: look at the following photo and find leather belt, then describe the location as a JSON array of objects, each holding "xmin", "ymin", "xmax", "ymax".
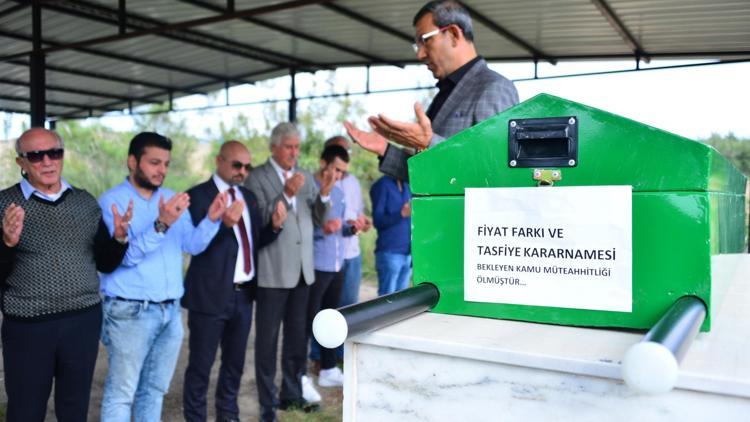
[
  {"xmin": 112, "ymin": 296, "xmax": 175, "ymax": 305},
  {"xmin": 234, "ymin": 282, "xmax": 252, "ymax": 291}
]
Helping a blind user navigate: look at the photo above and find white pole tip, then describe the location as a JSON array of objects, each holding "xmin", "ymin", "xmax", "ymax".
[
  {"xmin": 313, "ymin": 309, "xmax": 348, "ymax": 348},
  {"xmin": 622, "ymin": 341, "xmax": 679, "ymax": 394}
]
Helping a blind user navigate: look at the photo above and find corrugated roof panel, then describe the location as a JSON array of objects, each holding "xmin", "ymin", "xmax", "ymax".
[
  {"xmin": 612, "ymin": 0, "xmax": 750, "ymax": 54},
  {"xmin": 0, "ymin": 99, "xmax": 30, "ymax": 113},
  {"xmin": 48, "ymin": 49, "xmax": 211, "ymax": 90},
  {"xmin": 198, "ymin": 16, "xmax": 365, "ymax": 65}
]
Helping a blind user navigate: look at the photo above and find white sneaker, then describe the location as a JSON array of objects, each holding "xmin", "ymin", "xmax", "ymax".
[
  {"xmin": 301, "ymin": 374, "xmax": 322, "ymax": 403},
  {"xmin": 318, "ymin": 367, "xmax": 344, "ymax": 387}
]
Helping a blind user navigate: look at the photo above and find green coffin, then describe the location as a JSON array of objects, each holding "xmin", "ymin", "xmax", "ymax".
[{"xmin": 409, "ymin": 93, "xmax": 746, "ymax": 331}]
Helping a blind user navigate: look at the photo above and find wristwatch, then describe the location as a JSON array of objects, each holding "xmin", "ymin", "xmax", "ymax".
[{"xmin": 154, "ymin": 219, "xmax": 170, "ymax": 234}]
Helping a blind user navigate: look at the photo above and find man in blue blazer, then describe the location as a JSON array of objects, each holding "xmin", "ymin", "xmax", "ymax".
[
  {"xmin": 345, "ymin": 0, "xmax": 519, "ymax": 181},
  {"xmin": 182, "ymin": 141, "xmax": 287, "ymax": 422}
]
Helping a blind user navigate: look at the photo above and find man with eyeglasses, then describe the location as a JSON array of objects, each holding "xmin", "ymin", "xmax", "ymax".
[
  {"xmin": 98, "ymin": 132, "xmax": 228, "ymax": 421},
  {"xmin": 181, "ymin": 140, "xmax": 287, "ymax": 422},
  {"xmin": 345, "ymin": 0, "xmax": 519, "ymax": 181},
  {"xmin": 0, "ymin": 127, "xmax": 130, "ymax": 422}
]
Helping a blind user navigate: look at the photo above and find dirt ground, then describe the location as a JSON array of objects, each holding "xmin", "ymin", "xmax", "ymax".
[{"xmin": 0, "ymin": 283, "xmax": 378, "ymax": 421}]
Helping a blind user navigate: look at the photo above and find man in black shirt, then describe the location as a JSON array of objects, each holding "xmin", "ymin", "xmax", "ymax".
[{"xmin": 345, "ymin": 0, "xmax": 519, "ymax": 181}]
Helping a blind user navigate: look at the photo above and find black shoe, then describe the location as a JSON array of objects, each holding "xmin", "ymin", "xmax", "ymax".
[
  {"xmin": 278, "ymin": 399, "xmax": 320, "ymax": 413},
  {"xmin": 216, "ymin": 413, "xmax": 240, "ymax": 422},
  {"xmin": 259, "ymin": 406, "xmax": 277, "ymax": 422}
]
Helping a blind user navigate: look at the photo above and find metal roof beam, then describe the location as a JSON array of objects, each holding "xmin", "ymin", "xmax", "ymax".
[
  {"xmin": 0, "ymin": 94, "xmax": 119, "ymax": 112},
  {"xmin": 178, "ymin": 0, "xmax": 404, "ymax": 68},
  {"xmin": 0, "ymin": 2, "xmax": 27, "ymax": 19},
  {"xmin": 54, "ymin": 66, "xmax": 285, "ymax": 120},
  {"xmin": 461, "ymin": 4, "xmax": 555, "ymax": 64},
  {"xmin": 590, "ymin": 0, "xmax": 649, "ymax": 60},
  {"xmin": 321, "ymin": 3, "xmax": 413, "ymax": 43},
  {"xmin": 6, "ymin": 59, "xmax": 205, "ymax": 96},
  {"xmin": 0, "ymin": 77, "xmax": 145, "ymax": 103},
  {"xmin": 24, "ymin": 0, "xmax": 327, "ymax": 69}
]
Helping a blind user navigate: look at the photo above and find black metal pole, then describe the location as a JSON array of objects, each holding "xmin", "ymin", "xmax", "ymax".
[
  {"xmin": 313, "ymin": 283, "xmax": 440, "ymax": 348},
  {"xmin": 642, "ymin": 295, "xmax": 706, "ymax": 362},
  {"xmin": 30, "ymin": 1, "xmax": 45, "ymax": 127},
  {"xmin": 288, "ymin": 68, "xmax": 297, "ymax": 123}
]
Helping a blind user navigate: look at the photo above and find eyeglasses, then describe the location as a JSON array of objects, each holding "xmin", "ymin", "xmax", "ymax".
[
  {"xmin": 412, "ymin": 26, "xmax": 450, "ymax": 53},
  {"xmin": 18, "ymin": 148, "xmax": 64, "ymax": 163},
  {"xmin": 230, "ymin": 160, "xmax": 252, "ymax": 172}
]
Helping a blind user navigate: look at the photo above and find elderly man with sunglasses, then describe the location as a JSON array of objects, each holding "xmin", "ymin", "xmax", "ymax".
[
  {"xmin": 345, "ymin": 0, "xmax": 519, "ymax": 181},
  {"xmin": 181, "ymin": 140, "xmax": 288, "ymax": 422},
  {"xmin": 0, "ymin": 127, "xmax": 131, "ymax": 422}
]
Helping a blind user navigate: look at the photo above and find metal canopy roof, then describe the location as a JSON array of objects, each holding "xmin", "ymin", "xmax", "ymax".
[{"xmin": 1, "ymin": 0, "xmax": 749, "ymax": 122}]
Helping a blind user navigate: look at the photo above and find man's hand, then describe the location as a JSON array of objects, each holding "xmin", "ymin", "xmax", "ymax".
[
  {"xmin": 2, "ymin": 203, "xmax": 25, "ymax": 247},
  {"xmin": 344, "ymin": 121, "xmax": 388, "ymax": 156},
  {"xmin": 222, "ymin": 198, "xmax": 245, "ymax": 227},
  {"xmin": 359, "ymin": 214, "xmax": 373, "ymax": 233},
  {"xmin": 283, "ymin": 172, "xmax": 305, "ymax": 198},
  {"xmin": 323, "ymin": 218, "xmax": 342, "ymax": 234},
  {"xmin": 207, "ymin": 191, "xmax": 229, "ymax": 222},
  {"xmin": 319, "ymin": 164, "xmax": 336, "ymax": 197},
  {"xmin": 112, "ymin": 200, "xmax": 133, "ymax": 241},
  {"xmin": 368, "ymin": 102, "xmax": 433, "ymax": 150},
  {"xmin": 400, "ymin": 201, "xmax": 412, "ymax": 218},
  {"xmin": 271, "ymin": 200, "xmax": 288, "ymax": 231},
  {"xmin": 158, "ymin": 193, "xmax": 191, "ymax": 226}
]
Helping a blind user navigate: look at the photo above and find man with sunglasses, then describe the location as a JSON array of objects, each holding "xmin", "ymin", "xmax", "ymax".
[
  {"xmin": 345, "ymin": 0, "xmax": 519, "ymax": 181},
  {"xmin": 181, "ymin": 141, "xmax": 288, "ymax": 422},
  {"xmin": 0, "ymin": 127, "xmax": 130, "ymax": 422}
]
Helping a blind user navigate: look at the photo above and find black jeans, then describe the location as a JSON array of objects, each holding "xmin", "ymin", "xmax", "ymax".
[
  {"xmin": 308, "ymin": 269, "xmax": 345, "ymax": 370},
  {"xmin": 2, "ymin": 303, "xmax": 102, "ymax": 422}
]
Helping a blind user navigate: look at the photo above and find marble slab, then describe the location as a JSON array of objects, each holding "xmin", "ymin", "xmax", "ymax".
[{"xmin": 343, "ymin": 255, "xmax": 750, "ymax": 421}]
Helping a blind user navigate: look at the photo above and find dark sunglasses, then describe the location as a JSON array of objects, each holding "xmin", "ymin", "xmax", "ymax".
[
  {"xmin": 18, "ymin": 148, "xmax": 64, "ymax": 163},
  {"xmin": 230, "ymin": 161, "xmax": 252, "ymax": 172}
]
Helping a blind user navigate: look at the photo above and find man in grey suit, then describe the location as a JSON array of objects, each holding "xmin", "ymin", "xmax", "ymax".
[
  {"xmin": 244, "ymin": 122, "xmax": 336, "ymax": 422},
  {"xmin": 345, "ymin": 0, "xmax": 519, "ymax": 181}
]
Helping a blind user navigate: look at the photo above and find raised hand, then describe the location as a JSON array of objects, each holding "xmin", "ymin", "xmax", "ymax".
[
  {"xmin": 207, "ymin": 191, "xmax": 228, "ymax": 222},
  {"xmin": 319, "ymin": 163, "xmax": 336, "ymax": 197},
  {"xmin": 344, "ymin": 121, "xmax": 388, "ymax": 156},
  {"xmin": 222, "ymin": 198, "xmax": 245, "ymax": 228},
  {"xmin": 2, "ymin": 203, "xmax": 25, "ymax": 247},
  {"xmin": 283, "ymin": 172, "xmax": 305, "ymax": 198},
  {"xmin": 158, "ymin": 193, "xmax": 190, "ymax": 226},
  {"xmin": 400, "ymin": 201, "xmax": 412, "ymax": 218},
  {"xmin": 323, "ymin": 218, "xmax": 342, "ymax": 234},
  {"xmin": 112, "ymin": 199, "xmax": 134, "ymax": 241},
  {"xmin": 271, "ymin": 199, "xmax": 288, "ymax": 230},
  {"xmin": 368, "ymin": 102, "xmax": 433, "ymax": 151}
]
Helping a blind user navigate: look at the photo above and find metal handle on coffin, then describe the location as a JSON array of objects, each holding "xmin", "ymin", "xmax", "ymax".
[
  {"xmin": 312, "ymin": 283, "xmax": 440, "ymax": 349},
  {"xmin": 621, "ymin": 295, "xmax": 707, "ymax": 394}
]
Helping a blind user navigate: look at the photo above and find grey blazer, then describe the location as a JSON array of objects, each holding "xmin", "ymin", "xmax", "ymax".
[
  {"xmin": 380, "ymin": 58, "xmax": 519, "ymax": 181},
  {"xmin": 244, "ymin": 161, "xmax": 329, "ymax": 289}
]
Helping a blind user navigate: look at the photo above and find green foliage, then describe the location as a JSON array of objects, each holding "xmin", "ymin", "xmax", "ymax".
[{"xmin": 701, "ymin": 132, "xmax": 750, "ymax": 176}]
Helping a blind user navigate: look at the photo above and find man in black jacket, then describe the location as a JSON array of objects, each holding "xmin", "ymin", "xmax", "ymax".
[{"xmin": 182, "ymin": 140, "xmax": 287, "ymax": 422}]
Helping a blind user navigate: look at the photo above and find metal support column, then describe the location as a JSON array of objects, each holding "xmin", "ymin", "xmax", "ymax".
[
  {"xmin": 288, "ymin": 68, "xmax": 297, "ymax": 123},
  {"xmin": 30, "ymin": 1, "xmax": 46, "ymax": 127}
]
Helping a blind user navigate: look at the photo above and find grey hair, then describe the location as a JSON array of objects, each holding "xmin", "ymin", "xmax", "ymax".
[
  {"xmin": 413, "ymin": 0, "xmax": 474, "ymax": 42},
  {"xmin": 269, "ymin": 122, "xmax": 300, "ymax": 147},
  {"xmin": 15, "ymin": 128, "xmax": 64, "ymax": 155}
]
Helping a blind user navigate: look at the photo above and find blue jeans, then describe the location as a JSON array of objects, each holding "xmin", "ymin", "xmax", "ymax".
[
  {"xmin": 101, "ymin": 297, "xmax": 184, "ymax": 422},
  {"xmin": 310, "ymin": 255, "xmax": 362, "ymax": 361},
  {"xmin": 375, "ymin": 252, "xmax": 412, "ymax": 296}
]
